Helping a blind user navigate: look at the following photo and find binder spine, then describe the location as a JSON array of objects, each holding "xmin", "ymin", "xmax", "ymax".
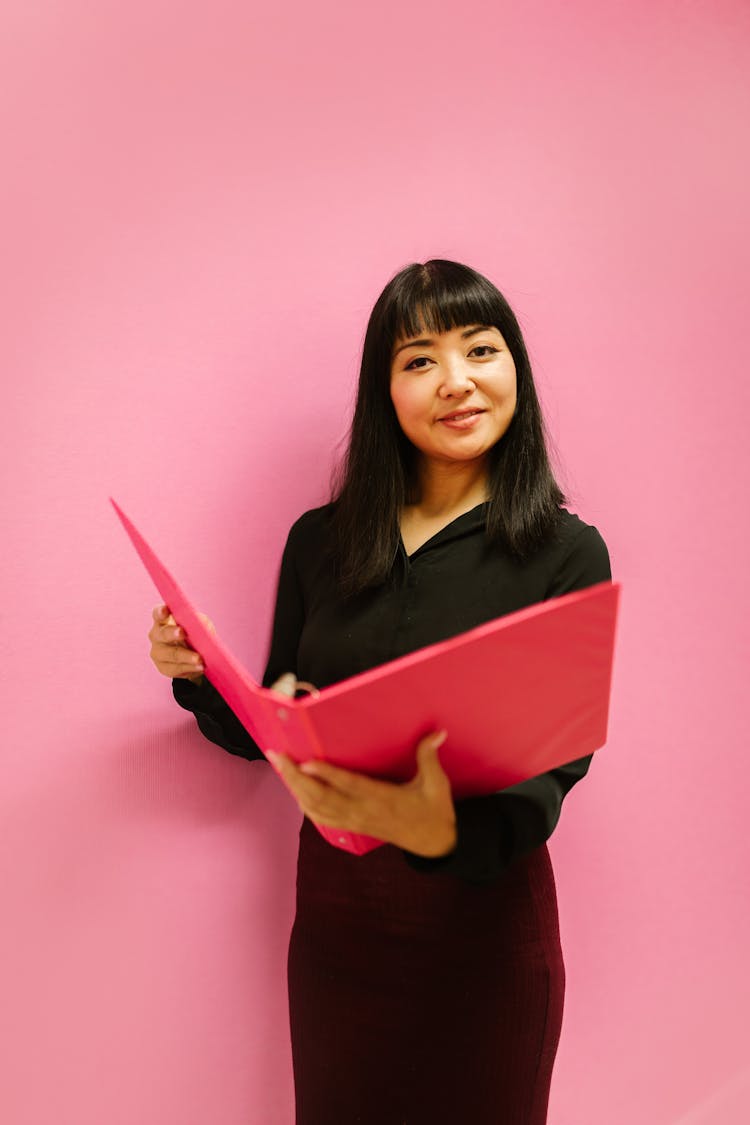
[
  {"xmin": 280, "ymin": 704, "xmax": 385, "ymax": 857},
  {"xmin": 267, "ymin": 699, "xmax": 325, "ymax": 760}
]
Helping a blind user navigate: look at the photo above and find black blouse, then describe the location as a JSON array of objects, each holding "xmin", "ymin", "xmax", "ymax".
[{"xmin": 172, "ymin": 501, "xmax": 612, "ymax": 884}]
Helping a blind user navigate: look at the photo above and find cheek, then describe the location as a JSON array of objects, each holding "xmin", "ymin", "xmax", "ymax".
[
  {"xmin": 493, "ymin": 370, "xmax": 517, "ymax": 409},
  {"xmin": 390, "ymin": 381, "xmax": 424, "ymax": 428}
]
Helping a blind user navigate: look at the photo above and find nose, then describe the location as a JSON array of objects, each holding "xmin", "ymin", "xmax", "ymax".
[{"xmin": 439, "ymin": 360, "xmax": 475, "ymax": 397}]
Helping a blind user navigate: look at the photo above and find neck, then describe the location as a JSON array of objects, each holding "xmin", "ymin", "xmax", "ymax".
[{"xmin": 411, "ymin": 456, "xmax": 489, "ymax": 517}]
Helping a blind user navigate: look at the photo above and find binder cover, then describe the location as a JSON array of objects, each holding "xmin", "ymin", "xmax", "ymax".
[{"xmin": 112, "ymin": 498, "xmax": 620, "ymax": 855}]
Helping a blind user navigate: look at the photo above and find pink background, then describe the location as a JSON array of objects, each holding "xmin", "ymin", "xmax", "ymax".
[{"xmin": 2, "ymin": 2, "xmax": 749, "ymax": 1122}]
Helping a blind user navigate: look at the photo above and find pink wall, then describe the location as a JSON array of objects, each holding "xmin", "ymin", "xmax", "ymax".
[{"xmin": 2, "ymin": 2, "xmax": 749, "ymax": 1122}]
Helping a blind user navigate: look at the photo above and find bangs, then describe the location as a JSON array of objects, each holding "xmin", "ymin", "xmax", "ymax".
[{"xmin": 387, "ymin": 261, "xmax": 504, "ymax": 348}]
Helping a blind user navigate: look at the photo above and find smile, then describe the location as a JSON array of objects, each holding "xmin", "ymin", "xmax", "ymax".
[
  {"xmin": 438, "ymin": 409, "xmax": 486, "ymax": 429},
  {"xmin": 440, "ymin": 409, "xmax": 484, "ymax": 421}
]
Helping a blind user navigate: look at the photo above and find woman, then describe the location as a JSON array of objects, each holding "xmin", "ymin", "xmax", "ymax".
[{"xmin": 148, "ymin": 259, "xmax": 611, "ymax": 1124}]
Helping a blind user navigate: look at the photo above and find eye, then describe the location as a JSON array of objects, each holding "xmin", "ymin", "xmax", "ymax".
[{"xmin": 403, "ymin": 344, "xmax": 498, "ymax": 370}]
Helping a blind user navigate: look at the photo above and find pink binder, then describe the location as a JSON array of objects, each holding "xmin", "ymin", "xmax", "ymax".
[{"xmin": 112, "ymin": 498, "xmax": 620, "ymax": 855}]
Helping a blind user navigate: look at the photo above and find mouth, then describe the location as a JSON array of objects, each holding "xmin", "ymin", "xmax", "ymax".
[{"xmin": 438, "ymin": 408, "xmax": 486, "ymax": 422}]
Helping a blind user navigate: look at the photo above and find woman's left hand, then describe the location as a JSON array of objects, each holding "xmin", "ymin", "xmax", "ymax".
[{"xmin": 265, "ymin": 729, "xmax": 457, "ymax": 859}]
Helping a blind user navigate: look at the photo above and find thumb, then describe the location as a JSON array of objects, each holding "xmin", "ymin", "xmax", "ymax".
[
  {"xmin": 270, "ymin": 672, "xmax": 298, "ymax": 698},
  {"xmin": 415, "ymin": 730, "xmax": 448, "ymax": 778}
]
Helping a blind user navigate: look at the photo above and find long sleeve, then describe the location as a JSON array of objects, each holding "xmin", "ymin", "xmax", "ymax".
[
  {"xmin": 171, "ymin": 518, "xmax": 307, "ymax": 762},
  {"xmin": 402, "ymin": 522, "xmax": 612, "ymax": 883}
]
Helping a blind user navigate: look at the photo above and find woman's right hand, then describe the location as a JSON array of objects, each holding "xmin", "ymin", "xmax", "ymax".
[{"xmin": 148, "ymin": 604, "xmax": 213, "ymax": 685}]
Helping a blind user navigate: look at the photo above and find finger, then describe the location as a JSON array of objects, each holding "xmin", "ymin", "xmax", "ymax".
[
  {"xmin": 151, "ymin": 642, "xmax": 205, "ymax": 670},
  {"xmin": 298, "ymin": 757, "xmax": 382, "ymax": 797},
  {"xmin": 403, "ymin": 731, "xmax": 449, "ymax": 789},
  {"xmin": 151, "ymin": 639, "xmax": 204, "ymax": 661},
  {"xmin": 418, "ymin": 729, "xmax": 448, "ymax": 753},
  {"xmin": 149, "ymin": 621, "xmax": 180, "ymax": 644},
  {"xmin": 414, "ymin": 731, "xmax": 448, "ymax": 772},
  {"xmin": 152, "ymin": 666, "xmax": 205, "ymax": 684},
  {"xmin": 149, "ymin": 622, "xmax": 184, "ymax": 646},
  {"xmin": 270, "ymin": 673, "xmax": 297, "ymax": 698},
  {"xmin": 156, "ymin": 617, "xmax": 202, "ymax": 646},
  {"xmin": 151, "ymin": 660, "xmax": 204, "ymax": 681},
  {"xmin": 151, "ymin": 662, "xmax": 204, "ymax": 681},
  {"xmin": 414, "ymin": 732, "xmax": 453, "ymax": 798},
  {"xmin": 150, "ymin": 607, "xmax": 172, "ymax": 633},
  {"xmin": 268, "ymin": 752, "xmax": 342, "ymax": 811}
]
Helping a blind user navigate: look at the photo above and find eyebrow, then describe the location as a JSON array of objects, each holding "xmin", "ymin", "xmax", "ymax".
[{"xmin": 392, "ymin": 324, "xmax": 497, "ymax": 359}]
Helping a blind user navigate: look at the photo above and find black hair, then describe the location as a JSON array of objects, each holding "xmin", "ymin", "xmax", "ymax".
[{"xmin": 330, "ymin": 259, "xmax": 566, "ymax": 596}]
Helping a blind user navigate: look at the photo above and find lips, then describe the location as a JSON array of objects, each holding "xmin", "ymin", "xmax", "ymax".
[{"xmin": 438, "ymin": 408, "xmax": 485, "ymax": 422}]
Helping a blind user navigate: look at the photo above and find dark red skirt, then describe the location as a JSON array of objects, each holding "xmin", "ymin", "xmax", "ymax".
[{"xmin": 287, "ymin": 817, "xmax": 565, "ymax": 1125}]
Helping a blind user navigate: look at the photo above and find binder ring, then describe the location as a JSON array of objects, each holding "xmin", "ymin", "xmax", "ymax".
[{"xmin": 294, "ymin": 681, "xmax": 320, "ymax": 698}]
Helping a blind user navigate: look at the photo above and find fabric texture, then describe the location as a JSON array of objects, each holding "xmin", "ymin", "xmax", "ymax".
[{"xmin": 171, "ymin": 501, "xmax": 611, "ymax": 1123}]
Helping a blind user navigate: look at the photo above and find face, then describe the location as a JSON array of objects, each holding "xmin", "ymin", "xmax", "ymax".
[{"xmin": 389, "ymin": 321, "xmax": 517, "ymax": 469}]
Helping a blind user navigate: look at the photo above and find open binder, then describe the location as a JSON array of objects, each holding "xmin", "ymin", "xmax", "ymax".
[{"xmin": 112, "ymin": 497, "xmax": 620, "ymax": 855}]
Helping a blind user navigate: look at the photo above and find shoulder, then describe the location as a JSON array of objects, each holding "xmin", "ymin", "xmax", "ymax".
[
  {"xmin": 552, "ymin": 507, "xmax": 609, "ymax": 554},
  {"xmin": 543, "ymin": 508, "xmax": 612, "ymax": 597},
  {"xmin": 284, "ymin": 501, "xmax": 337, "ymax": 556}
]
